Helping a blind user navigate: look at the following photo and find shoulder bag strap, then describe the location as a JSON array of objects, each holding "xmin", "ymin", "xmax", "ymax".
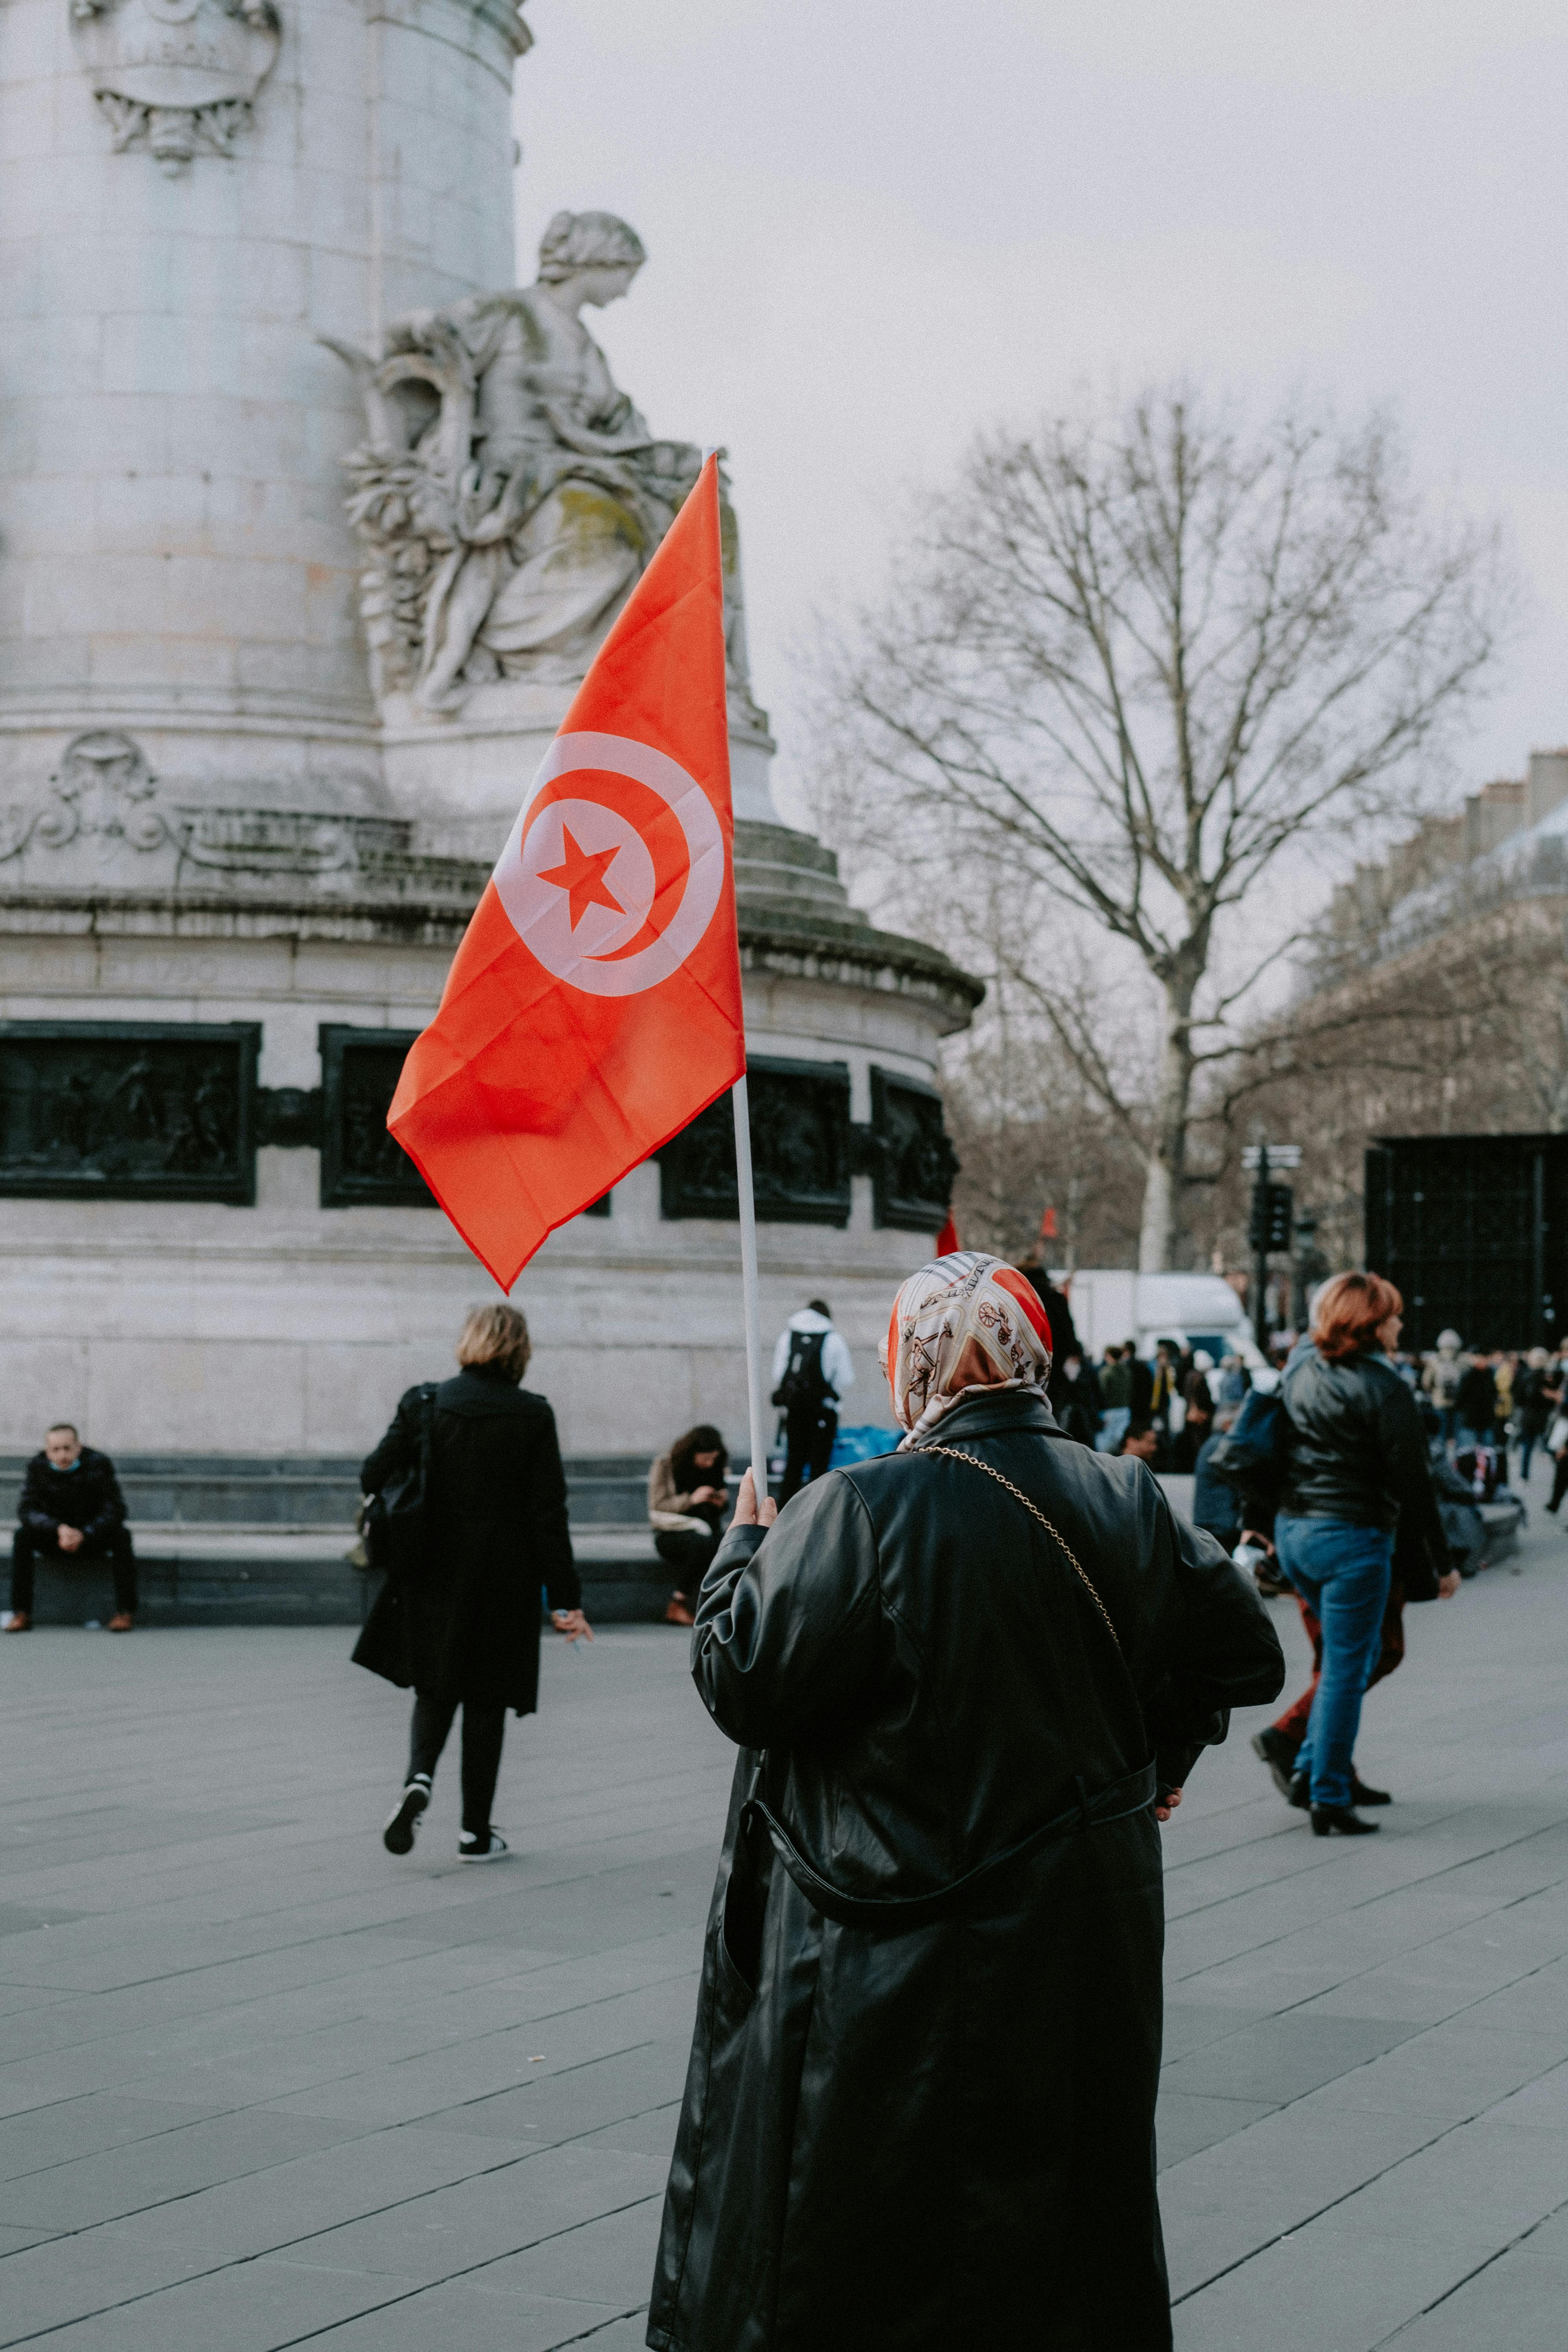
[{"xmin": 913, "ymin": 1442, "xmax": 1121, "ymax": 1654}]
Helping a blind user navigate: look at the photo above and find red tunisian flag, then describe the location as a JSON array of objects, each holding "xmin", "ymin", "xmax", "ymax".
[{"xmin": 387, "ymin": 455, "xmax": 744, "ymax": 1289}]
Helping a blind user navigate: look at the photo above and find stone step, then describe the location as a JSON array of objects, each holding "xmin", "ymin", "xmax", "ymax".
[
  {"xmin": 0, "ymin": 1453, "xmax": 658, "ymax": 1529},
  {"xmin": 6, "ymin": 1521, "xmax": 674, "ymax": 1630}
]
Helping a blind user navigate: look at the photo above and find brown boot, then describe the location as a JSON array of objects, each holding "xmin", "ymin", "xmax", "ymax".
[
  {"xmin": 664, "ymin": 1594, "xmax": 695, "ymax": 1627},
  {"xmin": 107, "ymin": 1613, "xmax": 134, "ymax": 1633},
  {"xmin": 3, "ymin": 1612, "xmax": 30, "ymax": 1634}
]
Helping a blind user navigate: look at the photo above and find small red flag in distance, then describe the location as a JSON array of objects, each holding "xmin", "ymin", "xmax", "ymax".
[{"xmin": 387, "ymin": 456, "xmax": 745, "ymax": 1290}]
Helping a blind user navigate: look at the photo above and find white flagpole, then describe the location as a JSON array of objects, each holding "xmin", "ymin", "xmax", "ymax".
[
  {"xmin": 731, "ymin": 1076, "xmax": 769, "ymax": 1504},
  {"xmin": 708, "ymin": 438, "xmax": 768, "ymax": 1507}
]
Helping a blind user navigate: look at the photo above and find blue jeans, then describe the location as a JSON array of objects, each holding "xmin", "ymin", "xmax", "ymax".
[
  {"xmin": 1273, "ymin": 1516, "xmax": 1393, "ymax": 1809},
  {"xmin": 1096, "ymin": 1407, "xmax": 1131, "ymax": 1454}
]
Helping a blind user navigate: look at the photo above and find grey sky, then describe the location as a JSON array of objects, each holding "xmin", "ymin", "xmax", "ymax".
[{"xmin": 516, "ymin": 2, "xmax": 1568, "ymax": 833}]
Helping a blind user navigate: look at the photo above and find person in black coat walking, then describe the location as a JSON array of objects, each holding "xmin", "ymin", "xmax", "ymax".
[
  {"xmin": 7, "ymin": 1425, "xmax": 136, "ymax": 1633},
  {"xmin": 354, "ymin": 1303, "xmax": 591, "ymax": 1863},
  {"xmin": 649, "ymin": 1253, "xmax": 1284, "ymax": 2352}
]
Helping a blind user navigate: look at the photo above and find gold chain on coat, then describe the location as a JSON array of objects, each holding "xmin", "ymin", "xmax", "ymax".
[{"xmin": 915, "ymin": 1444, "xmax": 1123, "ymax": 1654}]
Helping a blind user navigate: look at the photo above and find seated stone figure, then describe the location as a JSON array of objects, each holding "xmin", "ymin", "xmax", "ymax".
[
  {"xmin": 329, "ymin": 210, "xmax": 761, "ymax": 719},
  {"xmin": 8, "ymin": 1424, "xmax": 137, "ymax": 1633}
]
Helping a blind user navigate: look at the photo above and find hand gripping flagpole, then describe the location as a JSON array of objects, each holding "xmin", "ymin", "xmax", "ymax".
[{"xmin": 732, "ymin": 1078, "xmax": 770, "ymax": 1507}]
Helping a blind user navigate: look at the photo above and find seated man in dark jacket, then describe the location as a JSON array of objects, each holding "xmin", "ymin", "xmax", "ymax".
[{"xmin": 7, "ymin": 1424, "xmax": 136, "ymax": 1632}]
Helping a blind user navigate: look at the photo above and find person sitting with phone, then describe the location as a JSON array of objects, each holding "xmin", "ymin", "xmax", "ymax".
[{"xmin": 648, "ymin": 1424, "xmax": 730, "ymax": 1627}]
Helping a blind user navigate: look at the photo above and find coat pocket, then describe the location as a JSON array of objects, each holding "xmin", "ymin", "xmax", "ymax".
[{"xmin": 717, "ymin": 1841, "xmax": 766, "ymax": 2006}]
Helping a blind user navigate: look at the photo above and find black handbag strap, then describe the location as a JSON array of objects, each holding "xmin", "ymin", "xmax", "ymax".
[
  {"xmin": 741, "ymin": 1760, "xmax": 1156, "ymax": 1934},
  {"xmin": 911, "ymin": 1442, "xmax": 1121, "ymax": 1654}
]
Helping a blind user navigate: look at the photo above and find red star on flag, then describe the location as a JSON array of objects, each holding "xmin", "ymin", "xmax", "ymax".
[{"xmin": 536, "ymin": 826, "xmax": 624, "ymax": 930}]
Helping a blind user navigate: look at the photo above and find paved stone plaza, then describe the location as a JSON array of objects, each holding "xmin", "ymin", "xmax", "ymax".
[{"xmin": 1, "ymin": 1487, "xmax": 1565, "ymax": 2350}]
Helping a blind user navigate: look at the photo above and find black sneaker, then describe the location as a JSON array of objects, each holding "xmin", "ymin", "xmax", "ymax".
[
  {"xmin": 1251, "ymin": 1725, "xmax": 1302, "ymax": 1800},
  {"xmin": 383, "ymin": 1778, "xmax": 430, "ymax": 1856},
  {"xmin": 458, "ymin": 1829, "xmax": 509, "ymax": 1864}
]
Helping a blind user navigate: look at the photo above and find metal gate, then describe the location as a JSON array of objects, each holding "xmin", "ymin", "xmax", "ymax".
[{"xmin": 1364, "ymin": 1134, "xmax": 1568, "ymax": 1351}]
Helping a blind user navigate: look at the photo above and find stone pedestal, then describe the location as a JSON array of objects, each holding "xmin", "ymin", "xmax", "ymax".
[
  {"xmin": 379, "ymin": 681, "xmax": 782, "ymax": 861},
  {"xmin": 0, "ymin": 3, "xmax": 980, "ymax": 1480}
]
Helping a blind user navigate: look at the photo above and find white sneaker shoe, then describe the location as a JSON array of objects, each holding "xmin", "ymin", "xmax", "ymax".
[{"xmin": 458, "ymin": 1829, "xmax": 509, "ymax": 1863}]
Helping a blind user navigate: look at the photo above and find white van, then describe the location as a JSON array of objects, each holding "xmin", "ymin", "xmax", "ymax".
[{"xmin": 1055, "ymin": 1269, "xmax": 1265, "ymax": 1370}]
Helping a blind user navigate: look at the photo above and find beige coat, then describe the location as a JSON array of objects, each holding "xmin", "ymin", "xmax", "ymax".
[{"xmin": 648, "ymin": 1451, "xmax": 714, "ymax": 1534}]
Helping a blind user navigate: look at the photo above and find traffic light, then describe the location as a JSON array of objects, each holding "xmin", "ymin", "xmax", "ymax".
[{"xmin": 1248, "ymin": 1182, "xmax": 1295, "ymax": 1254}]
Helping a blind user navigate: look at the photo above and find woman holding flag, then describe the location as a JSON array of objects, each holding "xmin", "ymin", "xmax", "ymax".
[{"xmin": 647, "ymin": 1251, "xmax": 1284, "ymax": 2351}]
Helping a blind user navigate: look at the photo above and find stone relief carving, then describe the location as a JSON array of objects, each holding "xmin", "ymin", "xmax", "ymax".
[
  {"xmin": 658, "ymin": 1060, "xmax": 854, "ymax": 1227},
  {"xmin": 0, "ymin": 737, "xmax": 492, "ymax": 903},
  {"xmin": 69, "ymin": 0, "xmax": 281, "ymax": 175},
  {"xmin": 0, "ymin": 731, "xmax": 174, "ymax": 861},
  {"xmin": 317, "ymin": 1029, "xmax": 434, "ymax": 1209},
  {"xmin": 870, "ymin": 1068, "xmax": 962, "ymax": 1232},
  {"xmin": 0, "ymin": 1023, "xmax": 258, "ymax": 1202},
  {"xmin": 325, "ymin": 211, "xmax": 767, "ymax": 728}
]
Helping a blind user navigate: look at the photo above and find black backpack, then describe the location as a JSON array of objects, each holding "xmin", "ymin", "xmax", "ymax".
[
  {"xmin": 361, "ymin": 1383, "xmax": 437, "ymax": 1574},
  {"xmin": 772, "ymin": 1329, "xmax": 833, "ymax": 1413}
]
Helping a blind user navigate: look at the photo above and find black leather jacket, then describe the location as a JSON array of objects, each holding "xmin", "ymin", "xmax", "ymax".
[
  {"xmin": 650, "ymin": 1392, "xmax": 1284, "ymax": 2352},
  {"xmin": 1280, "ymin": 1344, "xmax": 1446, "ymax": 1563}
]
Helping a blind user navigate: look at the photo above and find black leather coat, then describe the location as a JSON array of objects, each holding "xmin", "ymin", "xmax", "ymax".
[
  {"xmin": 1280, "ymin": 1346, "xmax": 1446, "ymax": 1569},
  {"xmin": 649, "ymin": 1393, "xmax": 1284, "ymax": 2352},
  {"xmin": 352, "ymin": 1367, "xmax": 579, "ymax": 1714}
]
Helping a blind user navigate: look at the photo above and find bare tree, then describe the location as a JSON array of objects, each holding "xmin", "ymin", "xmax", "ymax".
[
  {"xmin": 815, "ymin": 385, "xmax": 1505, "ymax": 1268},
  {"xmin": 942, "ymin": 1001, "xmax": 1147, "ymax": 1270}
]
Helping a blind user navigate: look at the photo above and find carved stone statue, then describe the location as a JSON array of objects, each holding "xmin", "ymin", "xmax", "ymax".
[
  {"xmin": 326, "ymin": 211, "xmax": 765, "ymax": 727},
  {"xmin": 69, "ymin": 0, "xmax": 282, "ymax": 174}
]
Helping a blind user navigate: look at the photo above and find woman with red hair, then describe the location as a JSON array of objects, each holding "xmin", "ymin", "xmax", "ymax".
[{"xmin": 1272, "ymin": 1273, "xmax": 1451, "ymax": 1835}]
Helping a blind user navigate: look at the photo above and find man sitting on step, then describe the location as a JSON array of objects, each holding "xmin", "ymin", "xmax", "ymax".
[{"xmin": 6, "ymin": 1424, "xmax": 137, "ymax": 1634}]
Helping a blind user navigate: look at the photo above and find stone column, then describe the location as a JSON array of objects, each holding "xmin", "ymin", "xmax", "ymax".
[{"xmin": 0, "ymin": 0, "xmax": 530, "ymax": 817}]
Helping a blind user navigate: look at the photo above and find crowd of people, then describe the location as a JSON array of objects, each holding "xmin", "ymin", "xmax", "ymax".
[{"xmin": 7, "ymin": 1246, "xmax": 1539, "ymax": 2346}]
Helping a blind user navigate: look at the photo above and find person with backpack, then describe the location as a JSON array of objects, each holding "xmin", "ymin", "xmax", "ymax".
[
  {"xmin": 354, "ymin": 1302, "xmax": 592, "ymax": 1863},
  {"xmin": 770, "ymin": 1299, "xmax": 855, "ymax": 1502}
]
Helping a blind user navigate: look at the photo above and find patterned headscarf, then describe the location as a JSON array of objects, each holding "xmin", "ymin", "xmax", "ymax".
[{"xmin": 885, "ymin": 1251, "xmax": 1053, "ymax": 1448}]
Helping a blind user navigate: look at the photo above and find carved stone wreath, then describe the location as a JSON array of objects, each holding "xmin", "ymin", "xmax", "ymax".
[
  {"xmin": 0, "ymin": 730, "xmax": 174, "ymax": 860},
  {"xmin": 69, "ymin": 0, "xmax": 282, "ymax": 175}
]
